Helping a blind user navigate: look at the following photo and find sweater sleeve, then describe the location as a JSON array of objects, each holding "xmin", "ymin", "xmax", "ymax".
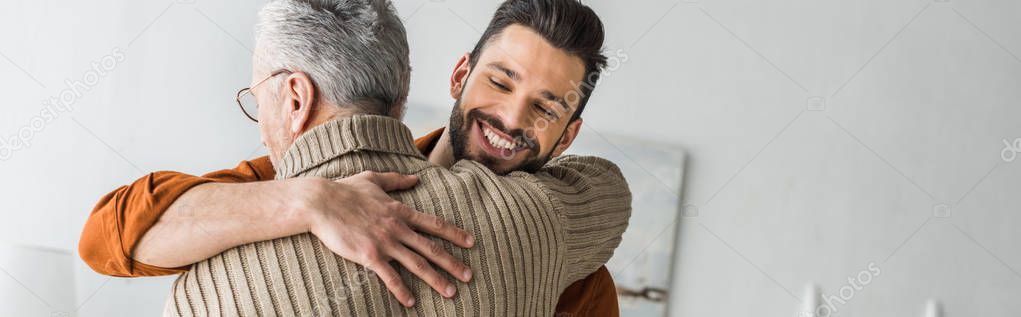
[
  {"xmin": 529, "ymin": 155, "xmax": 632, "ymax": 285},
  {"xmin": 78, "ymin": 156, "xmax": 276, "ymax": 277}
]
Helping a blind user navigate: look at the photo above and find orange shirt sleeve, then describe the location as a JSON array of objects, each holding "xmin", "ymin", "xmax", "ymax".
[
  {"xmin": 78, "ymin": 156, "xmax": 276, "ymax": 277},
  {"xmin": 554, "ymin": 266, "xmax": 619, "ymax": 317}
]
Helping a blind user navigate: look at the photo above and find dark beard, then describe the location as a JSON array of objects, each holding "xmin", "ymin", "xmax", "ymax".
[{"xmin": 447, "ymin": 99, "xmax": 553, "ymax": 174}]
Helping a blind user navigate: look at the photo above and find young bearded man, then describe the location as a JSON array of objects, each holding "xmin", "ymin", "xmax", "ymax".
[{"xmin": 79, "ymin": 0, "xmax": 629, "ymax": 315}]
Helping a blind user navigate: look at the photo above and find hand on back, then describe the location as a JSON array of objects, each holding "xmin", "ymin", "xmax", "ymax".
[{"xmin": 296, "ymin": 171, "xmax": 475, "ymax": 307}]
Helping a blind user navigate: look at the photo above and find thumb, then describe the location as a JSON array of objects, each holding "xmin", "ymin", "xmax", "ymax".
[{"xmin": 368, "ymin": 172, "xmax": 419, "ymax": 192}]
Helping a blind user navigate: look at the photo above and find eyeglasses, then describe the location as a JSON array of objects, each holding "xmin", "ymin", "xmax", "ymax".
[{"xmin": 236, "ymin": 69, "xmax": 292, "ymax": 123}]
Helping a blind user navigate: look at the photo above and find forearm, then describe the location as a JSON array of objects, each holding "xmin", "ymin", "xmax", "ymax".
[{"xmin": 133, "ymin": 179, "xmax": 313, "ymax": 268}]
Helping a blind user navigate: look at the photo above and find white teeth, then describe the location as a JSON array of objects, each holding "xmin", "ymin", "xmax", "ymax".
[{"xmin": 483, "ymin": 126, "xmax": 519, "ymax": 150}]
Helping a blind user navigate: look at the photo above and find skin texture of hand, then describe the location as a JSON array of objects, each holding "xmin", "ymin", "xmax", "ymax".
[{"xmin": 301, "ymin": 171, "xmax": 476, "ymax": 307}]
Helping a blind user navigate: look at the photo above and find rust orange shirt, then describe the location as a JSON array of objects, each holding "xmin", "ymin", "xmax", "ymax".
[{"xmin": 78, "ymin": 128, "xmax": 619, "ymax": 316}]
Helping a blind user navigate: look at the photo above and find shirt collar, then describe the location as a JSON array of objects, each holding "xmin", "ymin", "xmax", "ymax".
[
  {"xmin": 414, "ymin": 127, "xmax": 445, "ymax": 156},
  {"xmin": 275, "ymin": 115, "xmax": 425, "ymax": 179}
]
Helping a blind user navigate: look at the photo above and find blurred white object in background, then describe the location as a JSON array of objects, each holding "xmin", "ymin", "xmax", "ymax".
[
  {"xmin": 924, "ymin": 299, "xmax": 942, "ymax": 317},
  {"xmin": 800, "ymin": 283, "xmax": 821, "ymax": 317}
]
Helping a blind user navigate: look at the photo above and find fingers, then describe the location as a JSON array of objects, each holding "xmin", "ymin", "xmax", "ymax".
[
  {"xmin": 388, "ymin": 242, "xmax": 457, "ymax": 299},
  {"xmin": 370, "ymin": 262, "xmax": 416, "ymax": 307},
  {"xmin": 406, "ymin": 209, "xmax": 475, "ymax": 249},
  {"xmin": 401, "ymin": 230, "xmax": 472, "ymax": 283},
  {"xmin": 362, "ymin": 171, "xmax": 419, "ymax": 192}
]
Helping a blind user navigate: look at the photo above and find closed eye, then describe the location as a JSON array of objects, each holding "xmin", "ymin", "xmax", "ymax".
[
  {"xmin": 534, "ymin": 103, "xmax": 558, "ymax": 119},
  {"xmin": 490, "ymin": 78, "xmax": 510, "ymax": 92}
]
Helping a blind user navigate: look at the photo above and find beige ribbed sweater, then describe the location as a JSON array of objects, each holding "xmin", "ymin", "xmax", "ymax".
[{"xmin": 163, "ymin": 115, "xmax": 631, "ymax": 316}]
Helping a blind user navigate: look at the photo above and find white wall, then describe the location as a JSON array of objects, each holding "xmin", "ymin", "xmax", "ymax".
[{"xmin": 0, "ymin": 0, "xmax": 1018, "ymax": 316}]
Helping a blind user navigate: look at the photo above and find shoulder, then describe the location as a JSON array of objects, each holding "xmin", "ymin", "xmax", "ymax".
[
  {"xmin": 524, "ymin": 155, "xmax": 628, "ymax": 193},
  {"xmin": 538, "ymin": 155, "xmax": 624, "ymax": 179}
]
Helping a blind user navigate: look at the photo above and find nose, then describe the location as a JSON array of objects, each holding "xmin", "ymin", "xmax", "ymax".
[{"xmin": 496, "ymin": 93, "xmax": 534, "ymax": 132}]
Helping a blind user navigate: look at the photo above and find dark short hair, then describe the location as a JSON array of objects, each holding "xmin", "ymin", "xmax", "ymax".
[{"xmin": 468, "ymin": 0, "xmax": 607, "ymax": 121}]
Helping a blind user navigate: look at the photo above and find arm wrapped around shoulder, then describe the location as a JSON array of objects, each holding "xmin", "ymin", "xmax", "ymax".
[{"xmin": 530, "ymin": 155, "xmax": 633, "ymax": 285}]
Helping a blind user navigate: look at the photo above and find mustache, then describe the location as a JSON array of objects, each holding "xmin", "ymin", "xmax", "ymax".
[{"xmin": 466, "ymin": 108, "xmax": 538, "ymax": 151}]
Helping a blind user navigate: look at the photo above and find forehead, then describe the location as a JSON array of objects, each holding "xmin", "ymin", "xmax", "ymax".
[{"xmin": 475, "ymin": 25, "xmax": 587, "ymax": 103}]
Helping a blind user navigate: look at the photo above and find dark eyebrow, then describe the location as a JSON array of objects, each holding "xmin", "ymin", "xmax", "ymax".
[
  {"xmin": 487, "ymin": 63, "xmax": 520, "ymax": 81},
  {"xmin": 540, "ymin": 90, "xmax": 571, "ymax": 113}
]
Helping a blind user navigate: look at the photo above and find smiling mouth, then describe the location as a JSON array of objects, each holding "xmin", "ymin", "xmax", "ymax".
[{"xmin": 476, "ymin": 120, "xmax": 528, "ymax": 156}]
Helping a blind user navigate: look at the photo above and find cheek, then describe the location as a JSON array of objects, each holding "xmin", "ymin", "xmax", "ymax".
[
  {"xmin": 531, "ymin": 123, "xmax": 567, "ymax": 151},
  {"xmin": 256, "ymin": 90, "xmax": 284, "ymax": 119},
  {"xmin": 458, "ymin": 93, "xmax": 484, "ymax": 112},
  {"xmin": 258, "ymin": 123, "xmax": 276, "ymax": 147},
  {"xmin": 257, "ymin": 109, "xmax": 287, "ymax": 151},
  {"xmin": 260, "ymin": 101, "xmax": 293, "ymax": 136},
  {"xmin": 460, "ymin": 81, "xmax": 505, "ymax": 109}
]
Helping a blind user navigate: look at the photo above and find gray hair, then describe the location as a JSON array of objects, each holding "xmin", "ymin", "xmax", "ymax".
[{"xmin": 255, "ymin": 0, "xmax": 410, "ymax": 118}]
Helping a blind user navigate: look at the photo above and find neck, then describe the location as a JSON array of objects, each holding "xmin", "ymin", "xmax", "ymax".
[
  {"xmin": 307, "ymin": 106, "xmax": 359, "ymax": 129},
  {"xmin": 428, "ymin": 128, "xmax": 456, "ymax": 168}
]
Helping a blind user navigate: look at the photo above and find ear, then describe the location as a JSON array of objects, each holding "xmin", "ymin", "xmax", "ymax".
[
  {"xmin": 284, "ymin": 72, "xmax": 317, "ymax": 136},
  {"xmin": 449, "ymin": 53, "xmax": 471, "ymax": 99},
  {"xmin": 551, "ymin": 118, "xmax": 583, "ymax": 157}
]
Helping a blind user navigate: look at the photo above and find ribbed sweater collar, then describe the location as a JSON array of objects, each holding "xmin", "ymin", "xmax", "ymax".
[{"xmin": 275, "ymin": 114, "xmax": 425, "ymax": 179}]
